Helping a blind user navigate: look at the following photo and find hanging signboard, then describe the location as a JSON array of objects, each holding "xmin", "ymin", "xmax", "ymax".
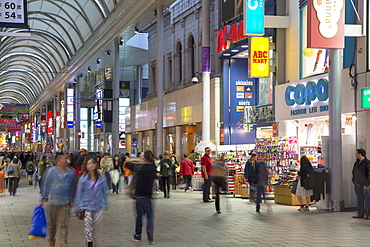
[
  {"xmin": 307, "ymin": 0, "xmax": 345, "ymax": 49},
  {"xmin": 0, "ymin": 0, "xmax": 28, "ymax": 28},
  {"xmin": 244, "ymin": 0, "xmax": 265, "ymax": 35},
  {"xmin": 248, "ymin": 37, "xmax": 270, "ymax": 78},
  {"xmin": 361, "ymin": 87, "xmax": 370, "ymax": 109}
]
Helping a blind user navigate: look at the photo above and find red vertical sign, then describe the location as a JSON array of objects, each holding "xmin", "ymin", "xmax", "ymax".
[
  {"xmin": 47, "ymin": 112, "xmax": 53, "ymax": 134},
  {"xmin": 307, "ymin": 0, "xmax": 345, "ymax": 49}
]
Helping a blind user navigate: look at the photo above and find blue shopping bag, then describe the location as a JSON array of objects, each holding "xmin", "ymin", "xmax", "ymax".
[{"xmin": 29, "ymin": 205, "xmax": 47, "ymax": 239}]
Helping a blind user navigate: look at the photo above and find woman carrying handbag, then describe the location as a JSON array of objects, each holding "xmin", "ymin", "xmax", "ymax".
[{"xmin": 74, "ymin": 156, "xmax": 109, "ymax": 247}]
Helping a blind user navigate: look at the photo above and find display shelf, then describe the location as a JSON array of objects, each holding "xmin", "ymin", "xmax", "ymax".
[{"xmin": 273, "ymin": 185, "xmax": 300, "ymax": 205}]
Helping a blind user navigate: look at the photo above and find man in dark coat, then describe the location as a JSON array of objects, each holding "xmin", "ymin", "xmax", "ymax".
[{"xmin": 352, "ymin": 148, "xmax": 370, "ymax": 219}]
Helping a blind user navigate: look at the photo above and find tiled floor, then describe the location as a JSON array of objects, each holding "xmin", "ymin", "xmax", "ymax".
[{"xmin": 0, "ymin": 180, "xmax": 368, "ymax": 247}]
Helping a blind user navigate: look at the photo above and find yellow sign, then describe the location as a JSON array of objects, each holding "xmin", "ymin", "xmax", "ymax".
[{"xmin": 249, "ymin": 37, "xmax": 269, "ymax": 78}]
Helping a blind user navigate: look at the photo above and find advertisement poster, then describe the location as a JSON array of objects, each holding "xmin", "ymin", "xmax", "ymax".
[
  {"xmin": 223, "ymin": 59, "xmax": 257, "ymax": 145},
  {"xmin": 301, "ymin": 5, "xmax": 329, "ymax": 78}
]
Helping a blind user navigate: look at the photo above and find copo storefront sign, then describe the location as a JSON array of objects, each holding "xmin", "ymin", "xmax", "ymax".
[
  {"xmin": 275, "ymin": 76, "xmax": 336, "ymax": 121},
  {"xmin": 216, "ymin": 21, "xmax": 247, "ymax": 54},
  {"xmin": 285, "ymin": 79, "xmax": 328, "ymax": 106}
]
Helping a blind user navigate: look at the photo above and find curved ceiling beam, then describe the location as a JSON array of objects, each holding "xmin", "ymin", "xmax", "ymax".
[
  {"xmin": 27, "ymin": 13, "xmax": 84, "ymax": 49},
  {"xmin": 0, "ymin": 81, "xmax": 37, "ymax": 99},
  {"xmin": 1, "ymin": 29, "xmax": 73, "ymax": 59},
  {"xmin": 94, "ymin": 0, "xmax": 109, "ymax": 18},
  {"xmin": 29, "ymin": 0, "xmax": 94, "ymax": 32},
  {"xmin": 0, "ymin": 63, "xmax": 50, "ymax": 89},
  {"xmin": 0, "ymin": 52, "xmax": 56, "ymax": 77},
  {"xmin": 0, "ymin": 97, "xmax": 22, "ymax": 104},
  {"xmin": 0, "ymin": 90, "xmax": 30, "ymax": 104},
  {"xmin": 0, "ymin": 44, "xmax": 63, "ymax": 71},
  {"xmin": 0, "ymin": 71, "xmax": 43, "ymax": 93},
  {"xmin": 0, "ymin": 37, "xmax": 69, "ymax": 67},
  {"xmin": 0, "ymin": 85, "xmax": 35, "ymax": 103}
]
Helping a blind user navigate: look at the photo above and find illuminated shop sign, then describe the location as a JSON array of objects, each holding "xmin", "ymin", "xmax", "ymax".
[
  {"xmin": 244, "ymin": 0, "xmax": 265, "ymax": 35},
  {"xmin": 249, "ymin": 37, "xmax": 269, "ymax": 77},
  {"xmin": 47, "ymin": 112, "xmax": 53, "ymax": 134},
  {"xmin": 307, "ymin": 0, "xmax": 345, "ymax": 49},
  {"xmin": 285, "ymin": 79, "xmax": 329, "ymax": 106},
  {"xmin": 361, "ymin": 87, "xmax": 370, "ymax": 109},
  {"xmin": 60, "ymin": 100, "xmax": 65, "ymax": 129},
  {"xmin": 66, "ymin": 88, "xmax": 74, "ymax": 128},
  {"xmin": 216, "ymin": 20, "xmax": 247, "ymax": 54}
]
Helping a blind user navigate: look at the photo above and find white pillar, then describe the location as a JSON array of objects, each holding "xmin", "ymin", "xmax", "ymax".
[
  {"xmin": 175, "ymin": 126, "xmax": 181, "ymax": 159},
  {"xmin": 156, "ymin": 5, "xmax": 164, "ymax": 156},
  {"xmin": 202, "ymin": 0, "xmax": 210, "ymax": 142},
  {"xmin": 328, "ymin": 49, "xmax": 344, "ymax": 211}
]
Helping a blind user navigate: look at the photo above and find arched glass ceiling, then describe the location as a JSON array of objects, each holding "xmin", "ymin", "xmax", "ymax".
[{"xmin": 0, "ymin": 0, "xmax": 119, "ymax": 104}]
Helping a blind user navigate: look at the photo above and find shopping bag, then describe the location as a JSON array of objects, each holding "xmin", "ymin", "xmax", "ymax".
[{"xmin": 28, "ymin": 205, "xmax": 48, "ymax": 239}]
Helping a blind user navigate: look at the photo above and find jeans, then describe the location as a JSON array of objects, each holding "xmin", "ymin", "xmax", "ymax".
[
  {"xmin": 213, "ymin": 176, "xmax": 225, "ymax": 211},
  {"xmin": 104, "ymin": 172, "xmax": 112, "ymax": 190},
  {"xmin": 354, "ymin": 184, "xmax": 370, "ymax": 216},
  {"xmin": 162, "ymin": 176, "xmax": 171, "ymax": 197},
  {"xmin": 255, "ymin": 186, "xmax": 265, "ymax": 210},
  {"xmin": 203, "ymin": 176, "xmax": 214, "ymax": 202},
  {"xmin": 184, "ymin": 175, "xmax": 192, "ymax": 191},
  {"xmin": 135, "ymin": 197, "xmax": 154, "ymax": 240}
]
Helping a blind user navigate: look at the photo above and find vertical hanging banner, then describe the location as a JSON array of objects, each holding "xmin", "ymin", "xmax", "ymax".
[
  {"xmin": 244, "ymin": 0, "xmax": 265, "ymax": 35},
  {"xmin": 47, "ymin": 112, "xmax": 53, "ymax": 134},
  {"xmin": 307, "ymin": 0, "xmax": 345, "ymax": 49},
  {"xmin": 248, "ymin": 37, "xmax": 270, "ymax": 78}
]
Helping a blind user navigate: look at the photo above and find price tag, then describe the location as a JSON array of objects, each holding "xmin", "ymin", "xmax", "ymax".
[{"xmin": 0, "ymin": 0, "xmax": 27, "ymax": 28}]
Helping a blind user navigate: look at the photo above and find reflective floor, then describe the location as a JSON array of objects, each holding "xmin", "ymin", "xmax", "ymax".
[{"xmin": 0, "ymin": 179, "xmax": 368, "ymax": 247}]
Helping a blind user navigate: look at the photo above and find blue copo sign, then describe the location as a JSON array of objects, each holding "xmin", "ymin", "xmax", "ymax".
[{"xmin": 285, "ymin": 79, "xmax": 329, "ymax": 106}]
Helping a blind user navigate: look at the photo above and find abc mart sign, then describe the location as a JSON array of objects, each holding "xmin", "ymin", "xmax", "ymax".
[{"xmin": 275, "ymin": 73, "xmax": 354, "ymax": 121}]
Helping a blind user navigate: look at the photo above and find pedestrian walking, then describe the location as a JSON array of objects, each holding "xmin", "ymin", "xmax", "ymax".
[
  {"xmin": 210, "ymin": 156, "xmax": 227, "ymax": 213},
  {"xmin": 201, "ymin": 147, "xmax": 214, "ymax": 202},
  {"xmin": 352, "ymin": 148, "xmax": 370, "ymax": 219},
  {"xmin": 74, "ymin": 156, "xmax": 109, "ymax": 247},
  {"xmin": 110, "ymin": 154, "xmax": 122, "ymax": 194},
  {"xmin": 296, "ymin": 155, "xmax": 314, "ymax": 212},
  {"xmin": 159, "ymin": 151, "xmax": 173, "ymax": 198},
  {"xmin": 255, "ymin": 158, "xmax": 268, "ymax": 213},
  {"xmin": 179, "ymin": 154, "xmax": 194, "ymax": 192},
  {"xmin": 7, "ymin": 157, "xmax": 21, "ymax": 196},
  {"xmin": 40, "ymin": 153, "xmax": 77, "ymax": 247},
  {"xmin": 100, "ymin": 153, "xmax": 113, "ymax": 190},
  {"xmin": 127, "ymin": 150, "xmax": 157, "ymax": 245},
  {"xmin": 244, "ymin": 153, "xmax": 258, "ymax": 202},
  {"xmin": 1, "ymin": 157, "xmax": 9, "ymax": 188},
  {"xmin": 26, "ymin": 157, "xmax": 35, "ymax": 185},
  {"xmin": 170, "ymin": 155, "xmax": 179, "ymax": 190},
  {"xmin": 38, "ymin": 155, "xmax": 48, "ymax": 193}
]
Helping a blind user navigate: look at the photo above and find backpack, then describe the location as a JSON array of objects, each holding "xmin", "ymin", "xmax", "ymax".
[
  {"xmin": 28, "ymin": 163, "xmax": 34, "ymax": 172},
  {"xmin": 303, "ymin": 172, "xmax": 315, "ymax": 190},
  {"xmin": 7, "ymin": 166, "xmax": 14, "ymax": 175}
]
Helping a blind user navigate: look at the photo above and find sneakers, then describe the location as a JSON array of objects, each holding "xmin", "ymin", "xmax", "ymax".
[
  {"xmin": 147, "ymin": 230, "xmax": 154, "ymax": 245},
  {"xmin": 297, "ymin": 206, "xmax": 309, "ymax": 211},
  {"xmin": 133, "ymin": 235, "xmax": 142, "ymax": 242}
]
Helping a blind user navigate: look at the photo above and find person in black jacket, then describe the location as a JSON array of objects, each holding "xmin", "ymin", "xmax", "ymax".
[
  {"xmin": 127, "ymin": 150, "xmax": 157, "ymax": 245},
  {"xmin": 352, "ymin": 148, "xmax": 370, "ymax": 219}
]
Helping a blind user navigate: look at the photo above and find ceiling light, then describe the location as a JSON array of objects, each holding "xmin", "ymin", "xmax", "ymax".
[
  {"xmin": 106, "ymin": 50, "xmax": 111, "ymax": 56},
  {"xmin": 231, "ymin": 49, "xmax": 239, "ymax": 52},
  {"xmin": 97, "ymin": 58, "xmax": 101, "ymax": 64},
  {"xmin": 241, "ymin": 45, "xmax": 248, "ymax": 48},
  {"xmin": 223, "ymin": 53, "xmax": 231, "ymax": 56},
  {"xmin": 88, "ymin": 66, "xmax": 91, "ymax": 72}
]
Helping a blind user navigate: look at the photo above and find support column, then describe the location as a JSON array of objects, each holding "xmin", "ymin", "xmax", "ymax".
[
  {"xmin": 138, "ymin": 132, "xmax": 143, "ymax": 153},
  {"xmin": 202, "ymin": 0, "xmax": 211, "ymax": 143},
  {"xmin": 75, "ymin": 79, "xmax": 81, "ymax": 151},
  {"xmin": 126, "ymin": 133, "xmax": 132, "ymax": 154},
  {"xmin": 112, "ymin": 38, "xmax": 120, "ymax": 155},
  {"xmin": 175, "ymin": 126, "xmax": 181, "ymax": 160},
  {"xmin": 329, "ymin": 49, "xmax": 344, "ymax": 211},
  {"xmin": 149, "ymin": 130, "xmax": 155, "ymax": 151},
  {"xmin": 156, "ymin": 4, "xmax": 164, "ymax": 156},
  {"xmin": 163, "ymin": 128, "xmax": 167, "ymax": 152}
]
